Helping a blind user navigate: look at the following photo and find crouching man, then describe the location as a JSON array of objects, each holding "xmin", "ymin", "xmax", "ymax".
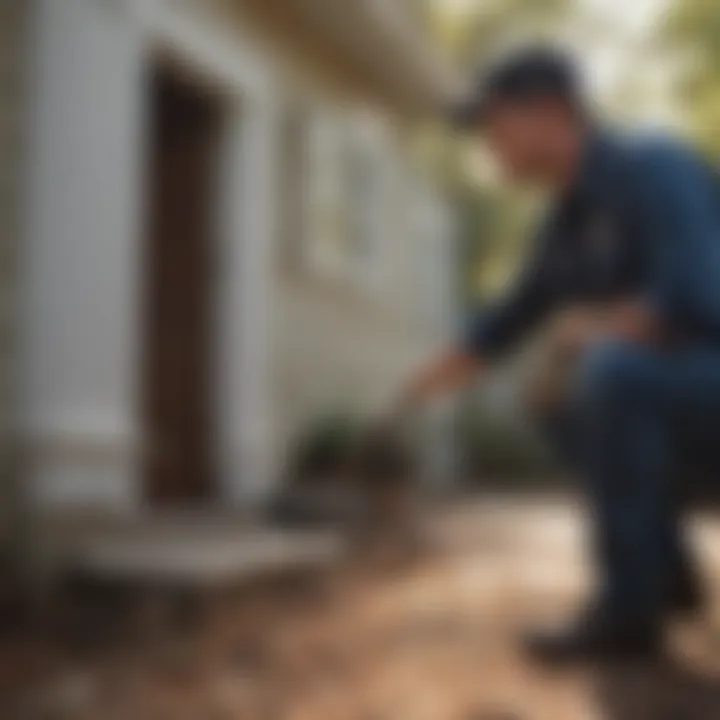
[{"xmin": 401, "ymin": 46, "xmax": 720, "ymax": 663}]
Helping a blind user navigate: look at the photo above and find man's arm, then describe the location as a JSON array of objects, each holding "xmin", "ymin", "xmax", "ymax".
[
  {"xmin": 401, "ymin": 350, "xmax": 485, "ymax": 408},
  {"xmin": 534, "ymin": 142, "xmax": 720, "ymax": 358},
  {"xmin": 547, "ymin": 299, "xmax": 663, "ymax": 355},
  {"xmin": 401, "ymin": 221, "xmax": 557, "ymax": 408},
  {"xmin": 404, "ymin": 297, "xmax": 660, "ymax": 407}
]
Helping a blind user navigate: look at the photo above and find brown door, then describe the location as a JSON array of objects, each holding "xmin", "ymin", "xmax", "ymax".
[{"xmin": 143, "ymin": 66, "xmax": 223, "ymax": 505}]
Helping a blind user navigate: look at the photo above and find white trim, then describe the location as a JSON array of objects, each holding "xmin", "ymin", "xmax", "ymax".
[
  {"xmin": 21, "ymin": 0, "xmax": 279, "ymax": 512},
  {"xmin": 127, "ymin": 0, "xmax": 271, "ymax": 97},
  {"xmin": 216, "ymin": 97, "xmax": 279, "ymax": 507}
]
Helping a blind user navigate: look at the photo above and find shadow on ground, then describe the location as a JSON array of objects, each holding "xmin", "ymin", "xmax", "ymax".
[{"xmin": 3, "ymin": 497, "xmax": 720, "ymax": 719}]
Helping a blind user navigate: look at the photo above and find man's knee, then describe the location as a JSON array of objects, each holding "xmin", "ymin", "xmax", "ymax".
[{"xmin": 574, "ymin": 339, "xmax": 659, "ymax": 406}]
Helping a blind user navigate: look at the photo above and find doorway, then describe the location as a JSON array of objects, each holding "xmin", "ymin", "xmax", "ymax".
[{"xmin": 142, "ymin": 64, "xmax": 224, "ymax": 505}]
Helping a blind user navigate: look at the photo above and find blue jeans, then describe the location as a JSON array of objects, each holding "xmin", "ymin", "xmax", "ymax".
[{"xmin": 544, "ymin": 339, "xmax": 720, "ymax": 621}]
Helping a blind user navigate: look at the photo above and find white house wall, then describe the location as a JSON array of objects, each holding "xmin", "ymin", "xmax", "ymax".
[
  {"xmin": 21, "ymin": 0, "xmax": 146, "ymax": 511},
  {"xmin": 272, "ymin": 108, "xmax": 452, "ymax": 462},
  {"xmin": 21, "ymin": 0, "xmax": 279, "ymax": 511}
]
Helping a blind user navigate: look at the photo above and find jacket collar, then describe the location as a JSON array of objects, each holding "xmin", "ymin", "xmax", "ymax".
[{"xmin": 570, "ymin": 128, "xmax": 623, "ymax": 204}]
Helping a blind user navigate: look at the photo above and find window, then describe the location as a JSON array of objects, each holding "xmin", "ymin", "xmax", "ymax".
[
  {"xmin": 304, "ymin": 110, "xmax": 349, "ymax": 279},
  {"xmin": 297, "ymin": 107, "xmax": 391, "ymax": 292}
]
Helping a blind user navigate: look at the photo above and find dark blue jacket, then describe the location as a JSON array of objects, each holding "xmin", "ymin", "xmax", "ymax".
[{"xmin": 464, "ymin": 131, "xmax": 720, "ymax": 357}]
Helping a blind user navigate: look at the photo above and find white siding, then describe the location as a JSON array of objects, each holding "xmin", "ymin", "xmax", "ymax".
[
  {"xmin": 22, "ymin": 0, "xmax": 147, "ymax": 510},
  {"xmin": 21, "ymin": 0, "xmax": 281, "ymax": 511}
]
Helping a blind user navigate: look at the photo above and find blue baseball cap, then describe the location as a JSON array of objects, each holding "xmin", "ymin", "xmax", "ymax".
[{"xmin": 450, "ymin": 46, "xmax": 583, "ymax": 130}]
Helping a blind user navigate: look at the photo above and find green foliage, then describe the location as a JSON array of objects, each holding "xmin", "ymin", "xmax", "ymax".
[
  {"xmin": 665, "ymin": 0, "xmax": 720, "ymax": 158},
  {"xmin": 429, "ymin": 0, "xmax": 571, "ymax": 68},
  {"xmin": 289, "ymin": 412, "xmax": 365, "ymax": 485},
  {"xmin": 427, "ymin": 0, "xmax": 570, "ymax": 310}
]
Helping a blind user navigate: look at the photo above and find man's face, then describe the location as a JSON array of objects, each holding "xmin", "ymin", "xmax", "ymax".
[{"xmin": 480, "ymin": 97, "xmax": 581, "ymax": 187}]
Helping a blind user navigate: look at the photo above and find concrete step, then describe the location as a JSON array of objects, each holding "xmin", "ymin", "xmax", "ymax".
[{"xmin": 41, "ymin": 511, "xmax": 345, "ymax": 589}]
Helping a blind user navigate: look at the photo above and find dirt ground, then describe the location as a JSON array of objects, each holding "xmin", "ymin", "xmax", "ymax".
[{"xmin": 4, "ymin": 496, "xmax": 720, "ymax": 720}]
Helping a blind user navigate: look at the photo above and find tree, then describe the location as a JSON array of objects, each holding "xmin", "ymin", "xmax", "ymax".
[
  {"xmin": 665, "ymin": 0, "xmax": 720, "ymax": 158},
  {"xmin": 425, "ymin": 0, "xmax": 571, "ymax": 309}
]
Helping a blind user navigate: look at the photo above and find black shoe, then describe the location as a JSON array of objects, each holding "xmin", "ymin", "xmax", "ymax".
[{"xmin": 523, "ymin": 609, "xmax": 662, "ymax": 665}]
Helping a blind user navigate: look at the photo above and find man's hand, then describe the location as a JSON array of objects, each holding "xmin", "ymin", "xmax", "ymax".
[
  {"xmin": 397, "ymin": 351, "xmax": 484, "ymax": 415},
  {"xmin": 526, "ymin": 300, "xmax": 663, "ymax": 417},
  {"xmin": 607, "ymin": 300, "xmax": 664, "ymax": 345},
  {"xmin": 549, "ymin": 300, "xmax": 662, "ymax": 357},
  {"xmin": 548, "ymin": 306, "xmax": 600, "ymax": 357}
]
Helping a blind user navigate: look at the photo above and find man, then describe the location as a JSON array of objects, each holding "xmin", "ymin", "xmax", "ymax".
[{"xmin": 401, "ymin": 46, "xmax": 720, "ymax": 662}]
